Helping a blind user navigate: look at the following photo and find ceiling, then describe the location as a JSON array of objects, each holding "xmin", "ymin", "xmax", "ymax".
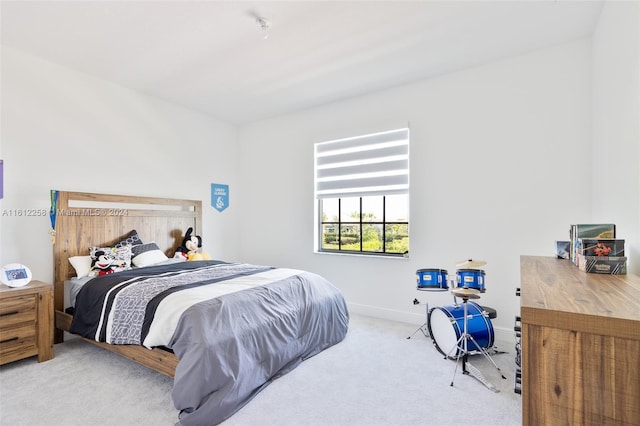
[{"xmin": 1, "ymin": 1, "xmax": 604, "ymax": 125}]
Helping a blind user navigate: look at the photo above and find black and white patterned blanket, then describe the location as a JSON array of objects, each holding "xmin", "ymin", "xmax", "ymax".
[{"xmin": 70, "ymin": 260, "xmax": 350, "ymax": 425}]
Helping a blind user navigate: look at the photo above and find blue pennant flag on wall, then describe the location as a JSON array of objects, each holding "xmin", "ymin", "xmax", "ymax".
[{"xmin": 211, "ymin": 183, "xmax": 229, "ymax": 213}]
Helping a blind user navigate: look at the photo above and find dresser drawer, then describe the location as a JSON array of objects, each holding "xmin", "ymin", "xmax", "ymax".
[{"xmin": 0, "ymin": 294, "xmax": 37, "ymax": 328}]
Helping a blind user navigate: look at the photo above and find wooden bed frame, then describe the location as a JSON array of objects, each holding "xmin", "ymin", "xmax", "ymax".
[{"xmin": 53, "ymin": 190, "xmax": 203, "ymax": 377}]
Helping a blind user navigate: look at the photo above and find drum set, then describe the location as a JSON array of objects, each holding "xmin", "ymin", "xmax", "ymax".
[{"xmin": 409, "ymin": 259, "xmax": 506, "ymax": 392}]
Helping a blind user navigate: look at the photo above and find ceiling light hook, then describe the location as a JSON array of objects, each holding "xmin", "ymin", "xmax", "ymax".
[{"xmin": 256, "ymin": 16, "xmax": 270, "ymax": 39}]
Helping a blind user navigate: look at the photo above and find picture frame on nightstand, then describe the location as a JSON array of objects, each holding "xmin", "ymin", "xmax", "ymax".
[{"xmin": 0, "ymin": 263, "xmax": 33, "ymax": 287}]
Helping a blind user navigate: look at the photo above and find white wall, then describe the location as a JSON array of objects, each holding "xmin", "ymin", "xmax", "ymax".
[
  {"xmin": 0, "ymin": 47, "xmax": 241, "ymax": 283},
  {"xmin": 592, "ymin": 0, "xmax": 640, "ymax": 275},
  {"xmin": 237, "ymin": 38, "xmax": 594, "ymax": 337},
  {"xmin": 1, "ymin": 3, "xmax": 638, "ymax": 341}
]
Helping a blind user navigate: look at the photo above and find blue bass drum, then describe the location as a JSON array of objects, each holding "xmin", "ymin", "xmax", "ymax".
[
  {"xmin": 456, "ymin": 269, "xmax": 486, "ymax": 292},
  {"xmin": 416, "ymin": 269, "xmax": 448, "ymax": 291},
  {"xmin": 427, "ymin": 302, "xmax": 494, "ymax": 358}
]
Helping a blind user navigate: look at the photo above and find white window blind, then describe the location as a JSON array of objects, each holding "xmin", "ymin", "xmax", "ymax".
[{"xmin": 315, "ymin": 128, "xmax": 409, "ymax": 199}]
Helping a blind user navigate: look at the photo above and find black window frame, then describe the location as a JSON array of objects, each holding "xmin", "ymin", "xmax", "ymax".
[{"xmin": 319, "ymin": 195, "xmax": 409, "ymax": 257}]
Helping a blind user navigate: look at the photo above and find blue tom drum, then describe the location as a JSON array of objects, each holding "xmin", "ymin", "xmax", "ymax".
[
  {"xmin": 416, "ymin": 269, "xmax": 448, "ymax": 291},
  {"xmin": 456, "ymin": 269, "xmax": 486, "ymax": 292}
]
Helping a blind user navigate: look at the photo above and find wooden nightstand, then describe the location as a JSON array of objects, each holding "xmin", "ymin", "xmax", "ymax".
[{"xmin": 0, "ymin": 280, "xmax": 54, "ymax": 365}]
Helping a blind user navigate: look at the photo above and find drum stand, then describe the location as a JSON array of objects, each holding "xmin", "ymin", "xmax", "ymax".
[
  {"xmin": 409, "ymin": 274, "xmax": 452, "ymax": 339},
  {"xmin": 447, "ymin": 287, "xmax": 506, "ymax": 392},
  {"xmin": 407, "ymin": 298, "xmax": 430, "ymax": 339}
]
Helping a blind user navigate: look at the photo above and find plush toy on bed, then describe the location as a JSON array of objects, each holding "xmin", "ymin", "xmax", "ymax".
[{"xmin": 174, "ymin": 227, "xmax": 211, "ymax": 261}]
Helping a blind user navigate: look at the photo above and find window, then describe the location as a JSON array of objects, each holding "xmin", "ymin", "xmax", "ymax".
[{"xmin": 315, "ymin": 128, "xmax": 409, "ymax": 256}]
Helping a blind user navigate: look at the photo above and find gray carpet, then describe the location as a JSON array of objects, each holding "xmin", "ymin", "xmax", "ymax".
[{"xmin": 0, "ymin": 314, "xmax": 521, "ymax": 426}]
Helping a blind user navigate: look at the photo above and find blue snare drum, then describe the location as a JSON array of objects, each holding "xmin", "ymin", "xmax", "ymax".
[
  {"xmin": 416, "ymin": 269, "xmax": 448, "ymax": 291},
  {"xmin": 456, "ymin": 269, "xmax": 486, "ymax": 292},
  {"xmin": 427, "ymin": 301, "xmax": 494, "ymax": 358}
]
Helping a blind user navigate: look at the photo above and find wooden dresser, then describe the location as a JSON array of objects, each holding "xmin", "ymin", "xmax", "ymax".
[
  {"xmin": 0, "ymin": 280, "xmax": 54, "ymax": 365},
  {"xmin": 520, "ymin": 256, "xmax": 640, "ymax": 425}
]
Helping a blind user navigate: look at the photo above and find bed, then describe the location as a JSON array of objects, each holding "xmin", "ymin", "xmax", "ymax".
[{"xmin": 52, "ymin": 190, "xmax": 349, "ymax": 425}]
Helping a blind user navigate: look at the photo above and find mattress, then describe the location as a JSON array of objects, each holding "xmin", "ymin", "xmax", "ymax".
[{"xmin": 65, "ymin": 276, "xmax": 92, "ymax": 309}]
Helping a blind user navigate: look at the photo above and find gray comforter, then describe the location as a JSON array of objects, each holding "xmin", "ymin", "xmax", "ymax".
[{"xmin": 70, "ymin": 261, "xmax": 350, "ymax": 425}]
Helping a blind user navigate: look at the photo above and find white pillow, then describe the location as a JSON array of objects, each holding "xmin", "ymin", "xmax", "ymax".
[
  {"xmin": 68, "ymin": 255, "xmax": 92, "ymax": 278},
  {"xmin": 131, "ymin": 242, "xmax": 169, "ymax": 267}
]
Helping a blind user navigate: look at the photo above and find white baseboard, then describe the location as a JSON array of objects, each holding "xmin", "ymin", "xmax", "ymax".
[
  {"xmin": 348, "ymin": 301, "xmax": 425, "ymax": 324},
  {"xmin": 347, "ymin": 302, "xmax": 516, "ymax": 344}
]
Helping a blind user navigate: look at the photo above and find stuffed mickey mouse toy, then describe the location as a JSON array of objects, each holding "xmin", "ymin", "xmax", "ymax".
[{"xmin": 175, "ymin": 227, "xmax": 211, "ymax": 261}]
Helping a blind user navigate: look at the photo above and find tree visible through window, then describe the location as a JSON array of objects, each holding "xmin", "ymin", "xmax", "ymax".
[
  {"xmin": 315, "ymin": 128, "xmax": 409, "ymax": 257},
  {"xmin": 320, "ymin": 195, "xmax": 408, "ymax": 255}
]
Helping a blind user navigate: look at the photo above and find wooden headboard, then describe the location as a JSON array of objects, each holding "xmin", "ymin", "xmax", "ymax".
[{"xmin": 52, "ymin": 190, "xmax": 202, "ymax": 342}]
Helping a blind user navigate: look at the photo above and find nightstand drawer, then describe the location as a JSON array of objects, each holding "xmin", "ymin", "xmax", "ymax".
[
  {"xmin": 0, "ymin": 323, "xmax": 37, "ymax": 361},
  {"xmin": 0, "ymin": 295, "xmax": 37, "ymax": 328}
]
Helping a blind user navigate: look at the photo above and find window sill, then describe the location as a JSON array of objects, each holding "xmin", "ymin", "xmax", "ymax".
[{"xmin": 314, "ymin": 251, "xmax": 410, "ymax": 260}]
